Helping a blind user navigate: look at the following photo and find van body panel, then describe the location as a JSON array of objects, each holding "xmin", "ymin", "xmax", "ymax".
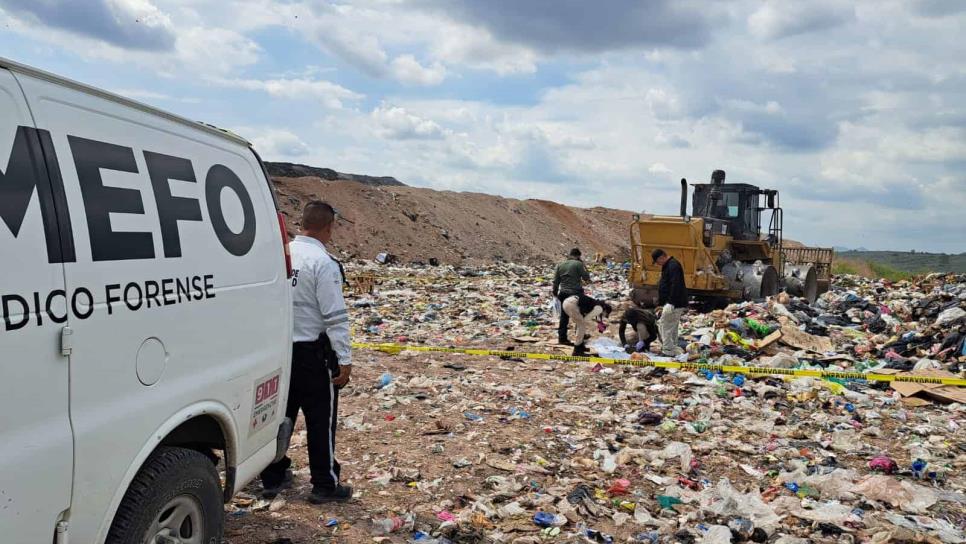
[
  {"xmin": 1, "ymin": 62, "xmax": 292, "ymax": 544},
  {"xmin": 0, "ymin": 66, "xmax": 74, "ymax": 544},
  {"xmin": 96, "ymin": 401, "xmax": 238, "ymax": 542}
]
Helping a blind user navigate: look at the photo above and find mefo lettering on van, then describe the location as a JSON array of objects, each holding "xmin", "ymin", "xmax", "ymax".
[
  {"xmin": 0, "ymin": 57, "xmax": 293, "ymax": 544},
  {"xmin": 0, "ymin": 125, "xmax": 258, "ymax": 331}
]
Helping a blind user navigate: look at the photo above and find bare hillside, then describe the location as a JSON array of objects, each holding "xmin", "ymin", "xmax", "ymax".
[{"xmin": 272, "ymin": 176, "xmax": 635, "ymax": 265}]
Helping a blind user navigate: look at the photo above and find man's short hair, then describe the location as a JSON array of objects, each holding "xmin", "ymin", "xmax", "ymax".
[
  {"xmin": 569, "ymin": 247, "xmax": 581, "ymax": 258},
  {"xmin": 651, "ymin": 248, "xmax": 667, "ymax": 264},
  {"xmin": 302, "ymin": 200, "xmax": 335, "ymax": 231}
]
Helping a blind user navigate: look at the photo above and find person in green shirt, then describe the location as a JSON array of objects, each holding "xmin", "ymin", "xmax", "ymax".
[{"xmin": 552, "ymin": 248, "xmax": 591, "ymax": 345}]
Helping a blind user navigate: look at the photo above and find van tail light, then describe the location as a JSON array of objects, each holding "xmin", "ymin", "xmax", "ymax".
[{"xmin": 277, "ymin": 212, "xmax": 293, "ymax": 278}]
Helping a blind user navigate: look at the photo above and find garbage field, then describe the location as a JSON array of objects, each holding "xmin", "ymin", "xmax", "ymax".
[{"xmin": 225, "ymin": 263, "xmax": 966, "ymax": 543}]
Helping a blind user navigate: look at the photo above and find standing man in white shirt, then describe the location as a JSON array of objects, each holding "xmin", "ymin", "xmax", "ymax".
[{"xmin": 261, "ymin": 201, "xmax": 353, "ymax": 504}]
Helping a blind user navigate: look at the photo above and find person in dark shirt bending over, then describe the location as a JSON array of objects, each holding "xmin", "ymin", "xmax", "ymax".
[{"xmin": 552, "ymin": 248, "xmax": 591, "ymax": 345}]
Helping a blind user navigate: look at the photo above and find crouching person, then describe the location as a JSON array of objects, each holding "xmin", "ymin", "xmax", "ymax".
[
  {"xmin": 619, "ymin": 305, "xmax": 659, "ymax": 353},
  {"xmin": 561, "ymin": 294, "xmax": 612, "ymax": 356}
]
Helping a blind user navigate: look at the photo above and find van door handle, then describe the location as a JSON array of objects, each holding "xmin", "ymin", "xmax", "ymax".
[{"xmin": 61, "ymin": 326, "xmax": 73, "ymax": 357}]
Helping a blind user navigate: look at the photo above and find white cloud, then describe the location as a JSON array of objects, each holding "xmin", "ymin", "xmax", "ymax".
[
  {"xmin": 0, "ymin": 1, "xmax": 261, "ymax": 77},
  {"xmin": 249, "ymin": 129, "xmax": 312, "ymax": 158},
  {"xmin": 171, "ymin": 26, "xmax": 261, "ymax": 76},
  {"xmin": 0, "ymin": 0, "xmax": 176, "ymax": 50},
  {"xmin": 371, "ymin": 104, "xmax": 448, "ymax": 140},
  {"xmin": 390, "ymin": 54, "xmax": 447, "ymax": 86},
  {"xmin": 4, "ymin": 0, "xmax": 964, "ymax": 252},
  {"xmin": 646, "ymin": 88, "xmax": 683, "ymax": 120},
  {"xmin": 312, "ymin": 27, "xmax": 389, "ymax": 77},
  {"xmin": 430, "ymin": 23, "xmax": 538, "ymax": 75},
  {"xmin": 217, "ymin": 77, "xmax": 363, "ymax": 108},
  {"xmin": 748, "ymin": 1, "xmax": 855, "ymax": 40}
]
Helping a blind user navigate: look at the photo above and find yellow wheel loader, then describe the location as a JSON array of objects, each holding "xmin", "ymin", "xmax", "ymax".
[{"xmin": 629, "ymin": 170, "xmax": 833, "ymax": 306}]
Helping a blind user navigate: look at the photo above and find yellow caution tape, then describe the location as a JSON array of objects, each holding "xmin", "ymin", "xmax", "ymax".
[{"xmin": 351, "ymin": 342, "xmax": 966, "ymax": 387}]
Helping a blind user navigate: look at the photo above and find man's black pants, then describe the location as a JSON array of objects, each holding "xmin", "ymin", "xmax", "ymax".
[
  {"xmin": 557, "ymin": 290, "xmax": 581, "ymax": 342},
  {"xmin": 261, "ymin": 342, "xmax": 341, "ymax": 490}
]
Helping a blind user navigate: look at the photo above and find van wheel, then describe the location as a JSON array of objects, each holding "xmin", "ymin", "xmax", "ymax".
[{"xmin": 106, "ymin": 446, "xmax": 223, "ymax": 544}]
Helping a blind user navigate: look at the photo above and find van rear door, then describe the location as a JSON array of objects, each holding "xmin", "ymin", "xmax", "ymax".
[{"xmin": 0, "ymin": 68, "xmax": 73, "ymax": 543}]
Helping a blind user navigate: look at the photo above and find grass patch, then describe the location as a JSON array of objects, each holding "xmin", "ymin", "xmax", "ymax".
[
  {"xmin": 869, "ymin": 261, "xmax": 918, "ymax": 282},
  {"xmin": 833, "ymin": 260, "xmax": 859, "ymax": 275}
]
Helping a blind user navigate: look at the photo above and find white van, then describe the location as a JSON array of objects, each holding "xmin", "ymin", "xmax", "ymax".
[{"xmin": 0, "ymin": 58, "xmax": 294, "ymax": 543}]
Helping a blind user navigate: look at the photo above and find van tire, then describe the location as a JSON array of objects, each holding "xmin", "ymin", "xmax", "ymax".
[{"xmin": 106, "ymin": 446, "xmax": 223, "ymax": 544}]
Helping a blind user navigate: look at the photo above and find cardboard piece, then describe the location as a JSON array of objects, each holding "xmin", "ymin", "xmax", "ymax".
[
  {"xmin": 923, "ymin": 386, "xmax": 966, "ymax": 404},
  {"xmin": 779, "ymin": 324, "xmax": 834, "ymax": 354},
  {"xmin": 755, "ymin": 330, "xmax": 782, "ymax": 351},
  {"xmin": 890, "ymin": 369, "xmax": 966, "ymax": 404},
  {"xmin": 900, "ymin": 397, "xmax": 933, "ymax": 408}
]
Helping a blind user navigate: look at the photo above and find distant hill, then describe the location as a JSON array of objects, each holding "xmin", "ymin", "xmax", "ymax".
[
  {"xmin": 837, "ymin": 250, "xmax": 965, "ymax": 275},
  {"xmin": 265, "ymin": 162, "xmax": 405, "ymax": 187}
]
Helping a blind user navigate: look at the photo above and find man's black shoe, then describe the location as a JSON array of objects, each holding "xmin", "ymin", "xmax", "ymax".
[
  {"xmin": 261, "ymin": 469, "xmax": 293, "ymax": 500},
  {"xmin": 308, "ymin": 484, "xmax": 353, "ymax": 504},
  {"xmin": 558, "ymin": 338, "xmax": 574, "ymax": 346}
]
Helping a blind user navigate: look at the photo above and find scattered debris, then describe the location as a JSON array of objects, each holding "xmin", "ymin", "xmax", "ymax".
[{"xmin": 225, "ymin": 267, "xmax": 965, "ymax": 543}]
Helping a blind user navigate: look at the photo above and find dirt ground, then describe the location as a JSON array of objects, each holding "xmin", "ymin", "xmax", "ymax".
[
  {"xmin": 224, "ymin": 349, "xmax": 964, "ymax": 543},
  {"xmin": 223, "ymin": 269, "xmax": 966, "ymax": 544}
]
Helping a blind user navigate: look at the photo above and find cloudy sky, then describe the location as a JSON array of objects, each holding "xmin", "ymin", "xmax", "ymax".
[{"xmin": 2, "ymin": 0, "xmax": 964, "ymax": 252}]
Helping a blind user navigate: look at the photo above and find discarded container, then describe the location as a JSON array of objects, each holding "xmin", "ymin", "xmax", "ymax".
[
  {"xmin": 533, "ymin": 511, "xmax": 567, "ymax": 527},
  {"xmin": 607, "ymin": 479, "xmax": 630, "ymax": 496},
  {"xmin": 728, "ymin": 518, "xmax": 754, "ymax": 538},
  {"xmin": 657, "ymin": 495, "xmax": 683, "ymax": 510},
  {"xmin": 372, "ymin": 514, "xmax": 412, "ymax": 534},
  {"xmin": 911, "ymin": 458, "xmax": 928, "ymax": 479},
  {"xmin": 868, "ymin": 455, "xmax": 898, "ymax": 474}
]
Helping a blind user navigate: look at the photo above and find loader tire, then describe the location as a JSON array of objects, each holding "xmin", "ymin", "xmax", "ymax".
[{"xmin": 106, "ymin": 446, "xmax": 223, "ymax": 544}]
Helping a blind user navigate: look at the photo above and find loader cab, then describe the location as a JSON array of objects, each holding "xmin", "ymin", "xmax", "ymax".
[{"xmin": 692, "ymin": 181, "xmax": 774, "ymax": 241}]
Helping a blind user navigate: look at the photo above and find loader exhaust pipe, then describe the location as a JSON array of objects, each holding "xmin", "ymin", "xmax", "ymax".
[{"xmin": 680, "ymin": 178, "xmax": 688, "ymax": 217}]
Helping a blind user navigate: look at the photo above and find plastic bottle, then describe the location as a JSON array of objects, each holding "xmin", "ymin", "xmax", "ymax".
[
  {"xmin": 372, "ymin": 515, "xmax": 406, "ymax": 534},
  {"xmin": 728, "ymin": 518, "xmax": 754, "ymax": 538},
  {"xmin": 745, "ymin": 318, "xmax": 773, "ymax": 337},
  {"xmin": 911, "ymin": 458, "xmax": 928, "ymax": 479}
]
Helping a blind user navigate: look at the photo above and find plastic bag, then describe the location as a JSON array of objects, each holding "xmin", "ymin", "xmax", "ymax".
[
  {"xmin": 701, "ymin": 479, "xmax": 780, "ymax": 531},
  {"xmin": 589, "ymin": 337, "xmax": 630, "ymax": 360},
  {"xmin": 661, "ymin": 442, "xmax": 693, "ymax": 473},
  {"xmin": 853, "ymin": 475, "xmax": 937, "ymax": 513},
  {"xmin": 699, "ymin": 525, "xmax": 732, "ymax": 544}
]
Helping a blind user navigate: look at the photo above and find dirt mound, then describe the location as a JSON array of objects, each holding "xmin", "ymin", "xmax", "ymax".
[
  {"xmin": 265, "ymin": 162, "xmax": 405, "ymax": 186},
  {"xmin": 272, "ymin": 177, "xmax": 635, "ymax": 265}
]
